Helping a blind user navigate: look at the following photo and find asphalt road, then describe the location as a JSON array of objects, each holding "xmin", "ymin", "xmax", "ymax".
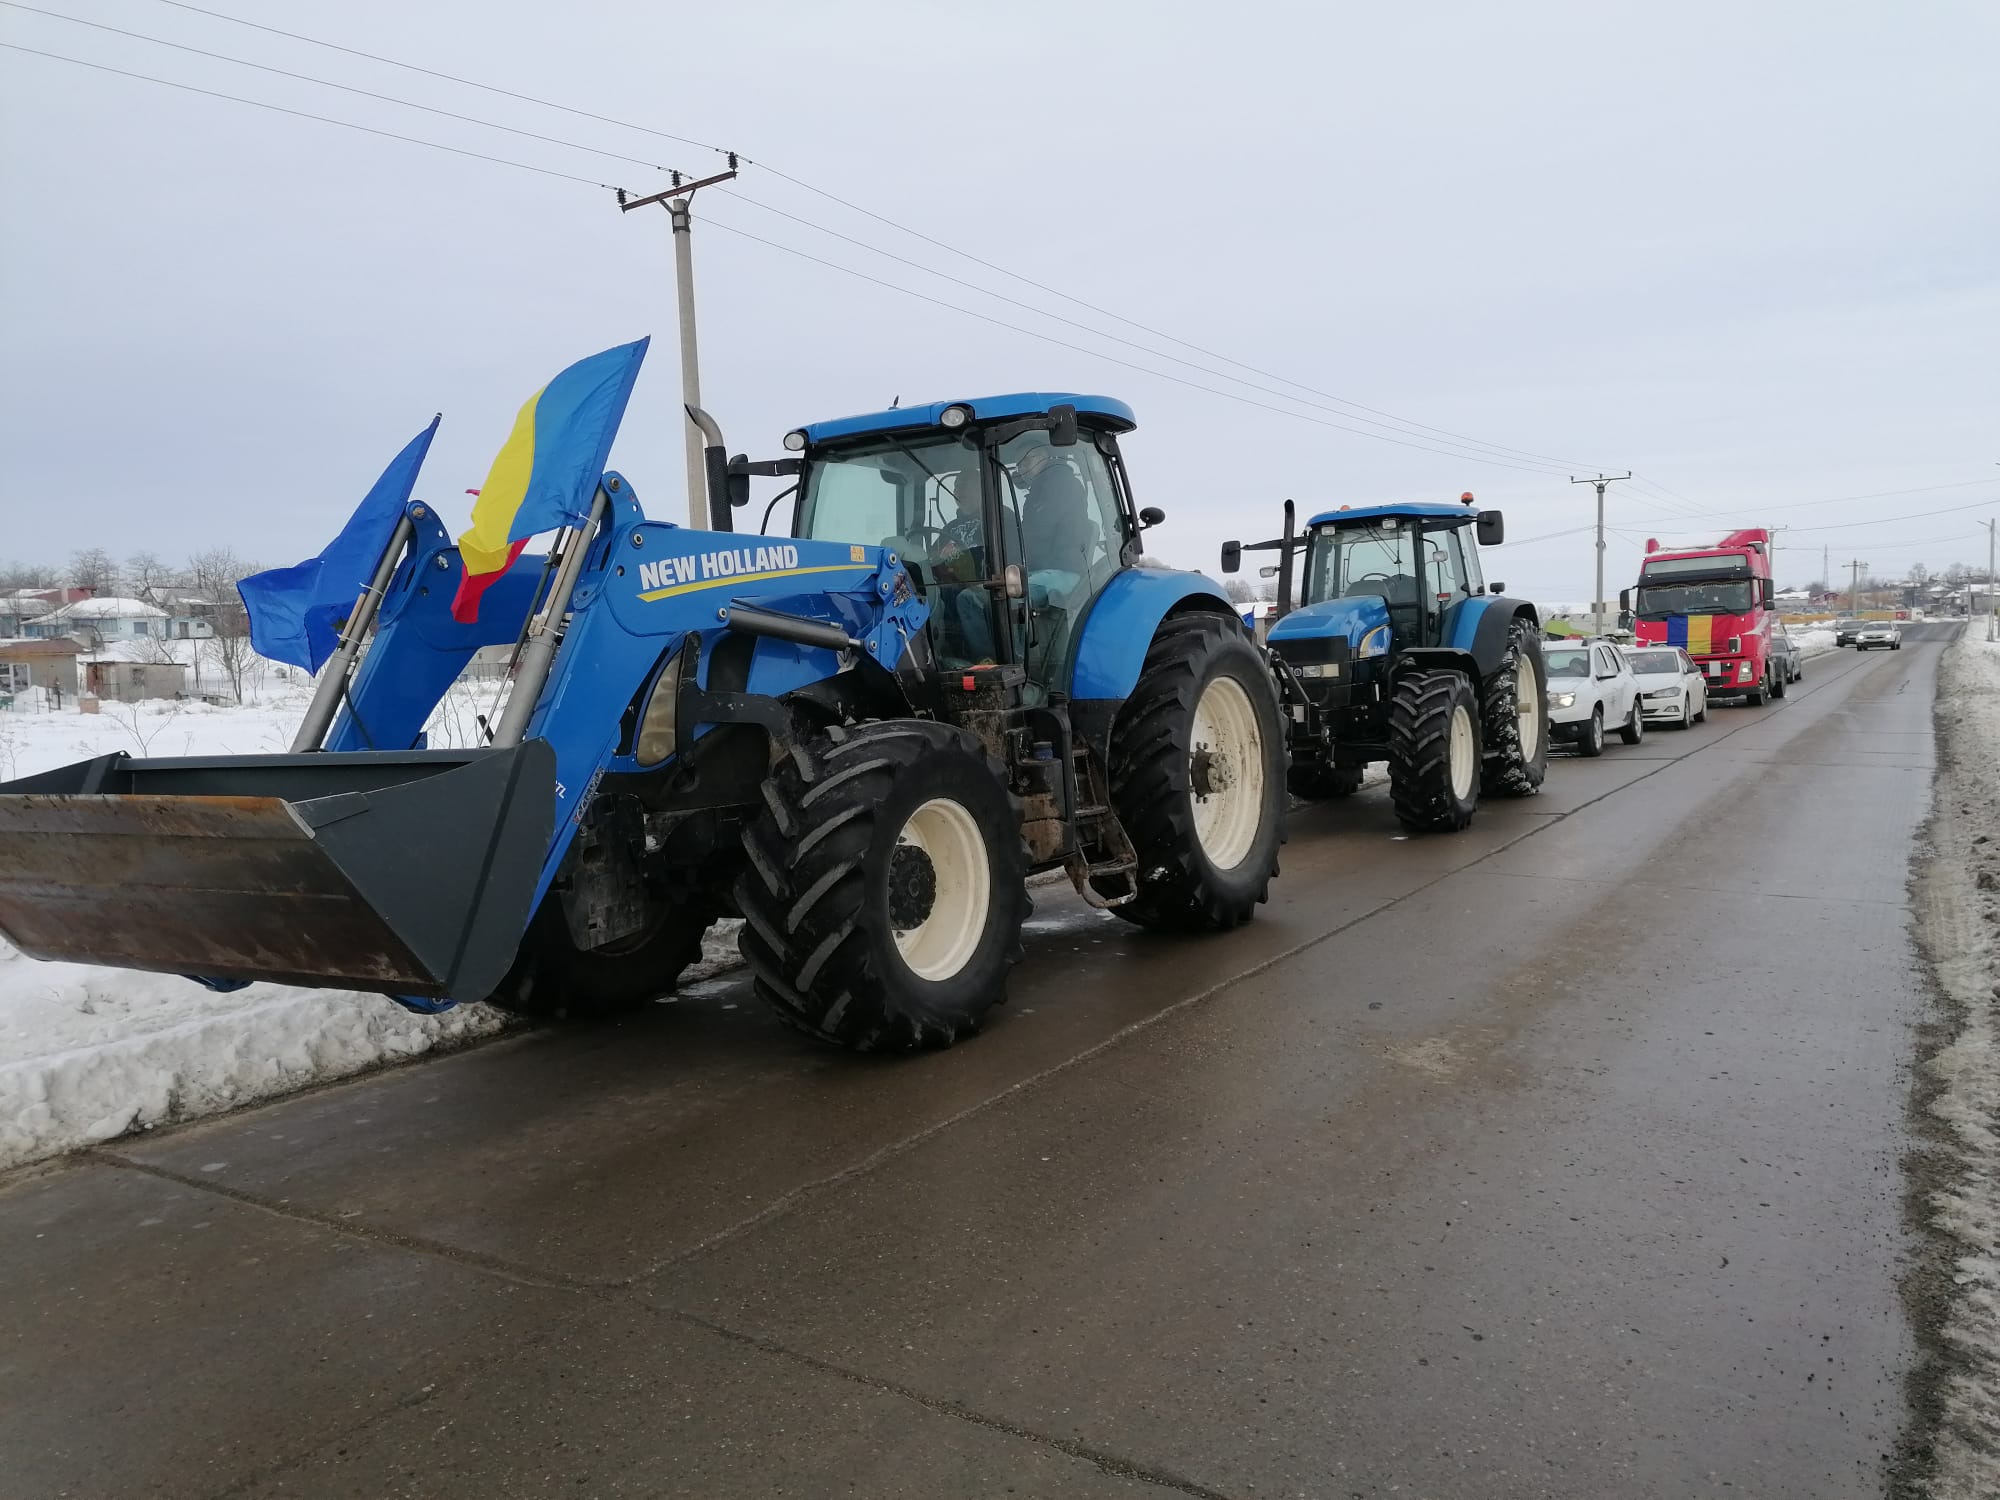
[{"xmin": 2, "ymin": 625, "xmax": 1958, "ymax": 1499}]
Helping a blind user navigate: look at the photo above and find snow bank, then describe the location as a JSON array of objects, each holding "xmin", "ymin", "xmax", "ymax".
[
  {"xmin": 1795, "ymin": 626, "xmax": 1837, "ymax": 659},
  {"xmin": 1915, "ymin": 628, "xmax": 2000, "ymax": 1498}
]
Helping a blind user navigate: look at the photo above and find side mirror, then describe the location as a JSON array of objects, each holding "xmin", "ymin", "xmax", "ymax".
[
  {"xmin": 726, "ymin": 453, "xmax": 751, "ymax": 509},
  {"xmin": 1762, "ymin": 578, "xmax": 1774, "ymax": 607},
  {"xmin": 1475, "ymin": 510, "xmax": 1504, "ymax": 546},
  {"xmin": 1220, "ymin": 540, "xmax": 1242, "ymax": 574},
  {"xmin": 1488, "ymin": 582, "xmax": 1504, "ymax": 594},
  {"xmin": 1259, "ymin": 565, "xmax": 1280, "ymax": 579},
  {"xmin": 1048, "ymin": 404, "xmax": 1078, "ymax": 447},
  {"xmin": 1618, "ymin": 588, "xmax": 1631, "ymax": 611},
  {"xmin": 1618, "ymin": 610, "xmax": 1633, "ymax": 629},
  {"xmin": 1139, "ymin": 505, "xmax": 1165, "ymax": 528}
]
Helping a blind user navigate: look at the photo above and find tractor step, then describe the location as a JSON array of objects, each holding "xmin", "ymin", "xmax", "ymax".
[{"xmin": 1064, "ymin": 744, "xmax": 1139, "ymax": 908}]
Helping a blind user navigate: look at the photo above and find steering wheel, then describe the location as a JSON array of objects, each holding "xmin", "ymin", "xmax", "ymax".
[{"xmin": 1353, "ymin": 572, "xmax": 1392, "ymax": 588}]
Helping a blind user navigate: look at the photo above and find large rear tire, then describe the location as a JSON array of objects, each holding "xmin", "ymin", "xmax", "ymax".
[
  {"xmin": 492, "ymin": 889, "xmax": 719, "ymax": 1021},
  {"xmin": 1479, "ymin": 618, "xmax": 1548, "ymax": 798},
  {"xmin": 1102, "ymin": 615, "xmax": 1287, "ymax": 930},
  {"xmin": 736, "ymin": 720, "xmax": 1028, "ymax": 1052},
  {"xmin": 1388, "ymin": 670, "xmax": 1481, "ymax": 832}
]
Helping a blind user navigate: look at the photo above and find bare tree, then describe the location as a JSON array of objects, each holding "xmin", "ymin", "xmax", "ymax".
[
  {"xmin": 68, "ymin": 547, "xmax": 118, "ymax": 595},
  {"xmin": 1222, "ymin": 576, "xmax": 1259, "ymax": 603},
  {"xmin": 0, "ymin": 560, "xmax": 63, "ymax": 589},
  {"xmin": 187, "ymin": 546, "xmax": 258, "ymax": 702},
  {"xmin": 126, "ymin": 550, "xmax": 172, "ymax": 607}
]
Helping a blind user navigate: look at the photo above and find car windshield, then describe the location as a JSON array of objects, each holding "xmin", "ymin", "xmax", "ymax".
[
  {"xmin": 1303, "ymin": 523, "xmax": 1416, "ymax": 605},
  {"xmin": 1635, "ymin": 580, "xmax": 1756, "ymax": 616},
  {"xmin": 1627, "ymin": 650, "xmax": 1681, "ymax": 674},
  {"xmin": 1546, "ymin": 647, "xmax": 1589, "ymax": 678}
]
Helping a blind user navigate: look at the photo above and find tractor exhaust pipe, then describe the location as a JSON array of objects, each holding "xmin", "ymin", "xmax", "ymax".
[
  {"xmin": 686, "ymin": 403, "xmax": 732, "ymax": 531},
  {"xmin": 289, "ymin": 510, "xmax": 418, "ymax": 754},
  {"xmin": 1274, "ymin": 499, "xmax": 1298, "ymax": 620}
]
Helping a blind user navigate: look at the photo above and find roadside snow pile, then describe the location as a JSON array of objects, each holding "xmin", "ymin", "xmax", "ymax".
[
  {"xmin": 1914, "ymin": 629, "xmax": 2000, "ymax": 1498},
  {"xmin": 1795, "ymin": 626, "xmax": 1837, "ymax": 659},
  {"xmin": 0, "ymin": 945, "xmax": 507, "ymax": 1170}
]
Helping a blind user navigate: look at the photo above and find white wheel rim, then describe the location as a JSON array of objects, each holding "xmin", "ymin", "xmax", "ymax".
[
  {"xmin": 1189, "ymin": 674, "xmax": 1266, "ymax": 870},
  {"xmin": 1448, "ymin": 703, "xmax": 1476, "ymax": 799},
  {"xmin": 1514, "ymin": 654, "xmax": 1539, "ymax": 759},
  {"xmin": 891, "ymin": 797, "xmax": 991, "ymax": 981}
]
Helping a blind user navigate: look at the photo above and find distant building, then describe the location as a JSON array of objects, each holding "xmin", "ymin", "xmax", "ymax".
[
  {"xmin": 74, "ymin": 641, "xmax": 190, "ymax": 703},
  {"xmin": 26, "ymin": 596, "xmax": 171, "ymax": 645},
  {"xmin": 0, "ymin": 637, "xmax": 83, "ymax": 701}
]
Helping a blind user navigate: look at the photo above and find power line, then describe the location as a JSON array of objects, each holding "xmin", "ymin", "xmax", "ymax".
[
  {"xmin": 0, "ymin": 1, "xmax": 693, "ymax": 178},
  {"xmin": 137, "ymin": 0, "xmax": 1625, "ymax": 480},
  {"xmin": 0, "ymin": 41, "xmax": 621, "ymax": 187}
]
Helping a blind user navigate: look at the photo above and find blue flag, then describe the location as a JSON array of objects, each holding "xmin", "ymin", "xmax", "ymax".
[{"xmin": 238, "ymin": 418, "xmax": 440, "ymax": 673}]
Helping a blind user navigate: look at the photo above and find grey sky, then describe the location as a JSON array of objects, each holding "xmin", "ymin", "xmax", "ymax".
[{"xmin": 2, "ymin": 0, "xmax": 1995, "ymax": 598}]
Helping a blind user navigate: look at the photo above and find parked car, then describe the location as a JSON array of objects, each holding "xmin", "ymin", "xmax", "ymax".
[
  {"xmin": 1834, "ymin": 618, "xmax": 1864, "ymax": 646},
  {"xmin": 1768, "ymin": 626, "xmax": 1803, "ymax": 683},
  {"xmin": 1855, "ymin": 621, "xmax": 1903, "ymax": 651},
  {"xmin": 1624, "ymin": 645, "xmax": 1709, "ymax": 729},
  {"xmin": 1545, "ymin": 639, "xmax": 1643, "ymax": 756}
]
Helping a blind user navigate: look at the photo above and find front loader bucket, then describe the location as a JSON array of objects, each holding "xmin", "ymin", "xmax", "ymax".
[{"xmin": 0, "ymin": 742, "xmax": 555, "ymax": 1002}]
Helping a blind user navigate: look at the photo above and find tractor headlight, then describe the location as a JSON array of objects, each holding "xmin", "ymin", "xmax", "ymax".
[
  {"xmin": 1291, "ymin": 662, "xmax": 1338, "ymax": 679},
  {"xmin": 783, "ymin": 429, "xmax": 807, "ymax": 452},
  {"xmin": 939, "ymin": 403, "xmax": 972, "ymax": 429},
  {"xmin": 1356, "ymin": 623, "xmax": 1390, "ymax": 658},
  {"xmin": 1550, "ymin": 691, "xmax": 1576, "ymax": 708},
  {"xmin": 634, "ymin": 646, "xmax": 688, "ymax": 767}
]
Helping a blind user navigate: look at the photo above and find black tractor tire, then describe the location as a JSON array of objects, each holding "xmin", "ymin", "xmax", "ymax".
[
  {"xmin": 736, "ymin": 720, "xmax": 1028, "ymax": 1052},
  {"xmin": 1288, "ymin": 762, "xmax": 1367, "ymax": 800},
  {"xmin": 1620, "ymin": 699, "xmax": 1646, "ymax": 745},
  {"xmin": 1388, "ymin": 670, "xmax": 1482, "ymax": 832},
  {"xmin": 1101, "ymin": 614, "xmax": 1287, "ymax": 930},
  {"xmin": 1577, "ymin": 705, "xmax": 1606, "ymax": 758},
  {"xmin": 491, "ymin": 888, "xmax": 719, "ymax": 1021},
  {"xmin": 1478, "ymin": 618, "xmax": 1549, "ymax": 798}
]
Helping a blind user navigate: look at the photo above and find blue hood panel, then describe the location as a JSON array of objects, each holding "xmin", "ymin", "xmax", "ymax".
[{"xmin": 1267, "ymin": 595, "xmax": 1389, "ymax": 646}]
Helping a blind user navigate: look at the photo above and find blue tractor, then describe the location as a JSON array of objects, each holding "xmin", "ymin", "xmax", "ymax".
[
  {"xmin": 1222, "ymin": 494, "xmax": 1548, "ymax": 832},
  {"xmin": 0, "ymin": 393, "xmax": 1287, "ymax": 1050}
]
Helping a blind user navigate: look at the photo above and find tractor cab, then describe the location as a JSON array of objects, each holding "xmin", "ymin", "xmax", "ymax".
[
  {"xmin": 783, "ymin": 394, "xmax": 1155, "ymax": 703},
  {"xmin": 1286, "ymin": 500, "xmax": 1505, "ymax": 652}
]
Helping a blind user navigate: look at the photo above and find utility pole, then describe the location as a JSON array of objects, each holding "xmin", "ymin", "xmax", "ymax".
[
  {"xmin": 1986, "ymin": 515, "xmax": 1997, "ymax": 642},
  {"xmin": 618, "ymin": 158, "xmax": 740, "ymax": 528},
  {"xmin": 1570, "ymin": 473, "xmax": 1633, "ymax": 632},
  {"xmin": 1822, "ymin": 543, "xmax": 1829, "ymax": 601},
  {"xmin": 1848, "ymin": 559, "xmax": 1867, "ymax": 618}
]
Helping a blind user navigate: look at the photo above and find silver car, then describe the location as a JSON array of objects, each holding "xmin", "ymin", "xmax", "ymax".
[
  {"xmin": 1625, "ymin": 646, "xmax": 1709, "ymax": 728},
  {"xmin": 1855, "ymin": 621, "xmax": 1902, "ymax": 651}
]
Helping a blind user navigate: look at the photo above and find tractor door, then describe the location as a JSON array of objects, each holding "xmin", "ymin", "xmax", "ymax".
[
  {"xmin": 992, "ymin": 429, "xmax": 1129, "ymax": 693},
  {"xmin": 1422, "ymin": 522, "xmax": 1482, "ymax": 646}
]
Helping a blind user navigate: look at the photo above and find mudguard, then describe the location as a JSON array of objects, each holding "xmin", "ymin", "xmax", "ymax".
[
  {"xmin": 1441, "ymin": 596, "xmax": 1540, "ymax": 679},
  {"xmin": 1069, "ymin": 567, "xmax": 1237, "ymax": 700}
]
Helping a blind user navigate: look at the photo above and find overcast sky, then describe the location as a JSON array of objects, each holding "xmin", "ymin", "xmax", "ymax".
[{"xmin": 2, "ymin": 0, "xmax": 1995, "ymax": 599}]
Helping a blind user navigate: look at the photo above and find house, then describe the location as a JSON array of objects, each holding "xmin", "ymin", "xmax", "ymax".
[
  {"xmin": 26, "ymin": 596, "xmax": 171, "ymax": 646},
  {"xmin": 0, "ymin": 637, "xmax": 83, "ymax": 702},
  {"xmin": 75, "ymin": 641, "xmax": 190, "ymax": 703}
]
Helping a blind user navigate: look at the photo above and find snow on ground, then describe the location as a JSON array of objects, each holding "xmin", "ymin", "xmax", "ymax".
[
  {"xmin": 1795, "ymin": 625, "xmax": 1837, "ymax": 659},
  {"xmin": 1914, "ymin": 627, "xmax": 2000, "ymax": 1498}
]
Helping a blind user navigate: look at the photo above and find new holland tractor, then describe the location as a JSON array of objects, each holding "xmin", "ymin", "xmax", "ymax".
[
  {"xmin": 0, "ymin": 393, "xmax": 1288, "ymax": 1051},
  {"xmin": 1221, "ymin": 494, "xmax": 1547, "ymax": 832}
]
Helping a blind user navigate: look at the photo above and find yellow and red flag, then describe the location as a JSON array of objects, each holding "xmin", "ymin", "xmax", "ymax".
[{"xmin": 451, "ymin": 337, "xmax": 649, "ymax": 623}]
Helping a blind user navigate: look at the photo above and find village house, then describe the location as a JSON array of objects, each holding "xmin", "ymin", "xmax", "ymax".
[
  {"xmin": 0, "ymin": 637, "xmax": 83, "ymax": 703},
  {"xmin": 25, "ymin": 595, "xmax": 170, "ymax": 646},
  {"xmin": 74, "ymin": 641, "xmax": 190, "ymax": 703}
]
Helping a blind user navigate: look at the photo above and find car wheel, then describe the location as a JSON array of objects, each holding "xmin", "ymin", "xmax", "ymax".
[
  {"xmin": 1620, "ymin": 699, "xmax": 1645, "ymax": 745},
  {"xmin": 1678, "ymin": 694, "xmax": 1692, "ymax": 729},
  {"xmin": 1578, "ymin": 706, "xmax": 1605, "ymax": 758}
]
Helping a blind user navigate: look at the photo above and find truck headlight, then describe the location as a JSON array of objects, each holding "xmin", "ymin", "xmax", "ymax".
[
  {"xmin": 1737, "ymin": 662, "xmax": 1753, "ymax": 682},
  {"xmin": 1550, "ymin": 691, "xmax": 1576, "ymax": 708},
  {"xmin": 1356, "ymin": 624, "xmax": 1390, "ymax": 658}
]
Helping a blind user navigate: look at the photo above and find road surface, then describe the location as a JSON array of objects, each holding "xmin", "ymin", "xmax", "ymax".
[{"xmin": 1, "ymin": 625, "xmax": 1957, "ymax": 1498}]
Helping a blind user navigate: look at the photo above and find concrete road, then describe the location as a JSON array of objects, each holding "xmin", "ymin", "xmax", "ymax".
[{"xmin": 2, "ymin": 626, "xmax": 1957, "ymax": 1498}]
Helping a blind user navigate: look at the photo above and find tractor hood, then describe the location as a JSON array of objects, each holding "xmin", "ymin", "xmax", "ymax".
[{"xmin": 1267, "ymin": 595, "xmax": 1391, "ymax": 650}]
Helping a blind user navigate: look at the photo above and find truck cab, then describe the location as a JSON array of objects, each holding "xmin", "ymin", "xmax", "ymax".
[{"xmin": 1621, "ymin": 529, "xmax": 1782, "ymax": 705}]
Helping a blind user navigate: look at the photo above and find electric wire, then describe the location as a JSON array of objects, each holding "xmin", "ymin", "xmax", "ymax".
[
  {"xmin": 0, "ymin": 1, "xmax": 693, "ymax": 178},
  {"xmin": 0, "ymin": 41, "xmax": 621, "ymax": 188}
]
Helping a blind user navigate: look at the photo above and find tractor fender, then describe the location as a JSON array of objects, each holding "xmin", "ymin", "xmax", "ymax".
[
  {"xmin": 1392, "ymin": 646, "xmax": 1479, "ymax": 682},
  {"xmin": 1440, "ymin": 596, "xmax": 1541, "ymax": 681},
  {"xmin": 1069, "ymin": 567, "xmax": 1238, "ymax": 700}
]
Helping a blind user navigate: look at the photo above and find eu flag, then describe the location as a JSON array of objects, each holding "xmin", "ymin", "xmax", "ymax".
[{"xmin": 238, "ymin": 416, "xmax": 440, "ymax": 672}]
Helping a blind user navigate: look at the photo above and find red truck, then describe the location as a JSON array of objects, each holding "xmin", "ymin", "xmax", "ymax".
[{"xmin": 1621, "ymin": 529, "xmax": 1784, "ymax": 705}]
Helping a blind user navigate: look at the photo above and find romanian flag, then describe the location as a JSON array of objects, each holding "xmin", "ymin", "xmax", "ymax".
[
  {"xmin": 451, "ymin": 337, "xmax": 649, "ymax": 623},
  {"xmin": 1665, "ymin": 614, "xmax": 1714, "ymax": 655}
]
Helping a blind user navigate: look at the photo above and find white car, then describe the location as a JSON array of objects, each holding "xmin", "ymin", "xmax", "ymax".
[
  {"xmin": 1855, "ymin": 621, "xmax": 1902, "ymax": 650},
  {"xmin": 1544, "ymin": 639, "xmax": 1644, "ymax": 757},
  {"xmin": 1624, "ymin": 645, "xmax": 1709, "ymax": 729}
]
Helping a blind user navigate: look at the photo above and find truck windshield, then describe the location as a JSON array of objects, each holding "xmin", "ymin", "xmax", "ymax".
[
  {"xmin": 1304, "ymin": 524, "xmax": 1416, "ymax": 605},
  {"xmin": 1635, "ymin": 580, "xmax": 1755, "ymax": 616}
]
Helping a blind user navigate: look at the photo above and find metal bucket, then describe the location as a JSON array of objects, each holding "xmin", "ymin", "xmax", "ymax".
[{"xmin": 0, "ymin": 742, "xmax": 555, "ymax": 1002}]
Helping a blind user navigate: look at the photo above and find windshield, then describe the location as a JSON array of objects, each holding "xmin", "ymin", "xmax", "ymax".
[
  {"xmin": 1546, "ymin": 647, "xmax": 1589, "ymax": 678},
  {"xmin": 1635, "ymin": 580, "xmax": 1755, "ymax": 616},
  {"xmin": 1303, "ymin": 523, "xmax": 1417, "ymax": 605},
  {"xmin": 1626, "ymin": 650, "xmax": 1682, "ymax": 675},
  {"xmin": 796, "ymin": 433, "xmax": 982, "ymax": 552}
]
